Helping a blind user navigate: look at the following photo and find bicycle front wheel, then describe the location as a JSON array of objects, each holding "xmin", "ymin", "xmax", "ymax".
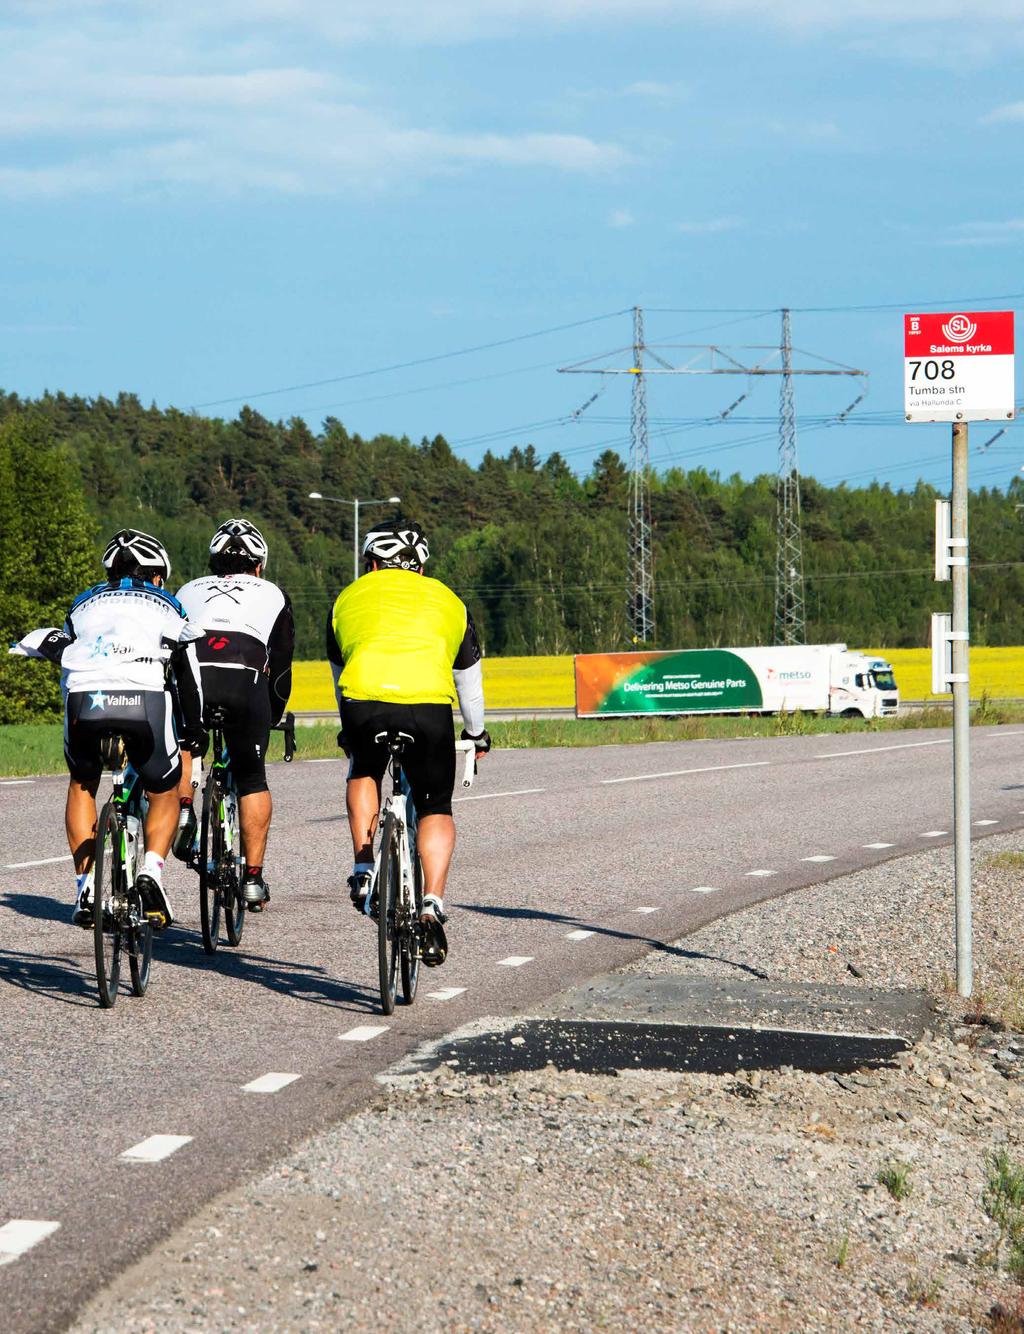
[
  {"xmin": 93, "ymin": 800, "xmax": 123, "ymax": 1008},
  {"xmin": 377, "ymin": 815, "xmax": 401, "ymax": 1015},
  {"xmin": 198, "ymin": 779, "xmax": 223, "ymax": 955},
  {"xmin": 400, "ymin": 852, "xmax": 423, "ymax": 1006},
  {"xmin": 221, "ymin": 785, "xmax": 245, "ymax": 947},
  {"xmin": 129, "ymin": 918, "xmax": 153, "ymax": 995}
]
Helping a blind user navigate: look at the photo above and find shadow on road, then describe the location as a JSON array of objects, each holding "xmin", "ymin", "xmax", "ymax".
[
  {"xmin": 458, "ymin": 901, "xmax": 768, "ymax": 981},
  {"xmin": 0, "ymin": 891, "xmax": 377, "ymax": 1012}
]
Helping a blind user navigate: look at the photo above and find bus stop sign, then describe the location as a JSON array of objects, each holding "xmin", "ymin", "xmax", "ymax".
[{"xmin": 904, "ymin": 310, "xmax": 1015, "ymax": 422}]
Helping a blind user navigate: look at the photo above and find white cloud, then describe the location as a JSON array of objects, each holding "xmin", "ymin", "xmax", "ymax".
[
  {"xmin": 981, "ymin": 101, "xmax": 1024, "ymax": 124},
  {"xmin": 0, "ymin": 17, "xmax": 628, "ymax": 198},
  {"xmin": 623, "ymin": 80, "xmax": 689, "ymax": 102},
  {"xmin": 939, "ymin": 219, "xmax": 1024, "ymax": 246},
  {"xmin": 609, "ymin": 208, "xmax": 635, "ymax": 228},
  {"xmin": 675, "ymin": 216, "xmax": 743, "ymax": 235}
]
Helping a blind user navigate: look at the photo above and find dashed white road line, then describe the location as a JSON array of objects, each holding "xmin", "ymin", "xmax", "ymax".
[
  {"xmin": 454, "ymin": 788, "xmax": 545, "ymax": 803},
  {"xmin": 816, "ymin": 739, "xmax": 950, "ymax": 759},
  {"xmin": 427, "ymin": 986, "xmax": 466, "ymax": 1001},
  {"xmin": 601, "ymin": 761, "xmax": 769, "ymax": 786},
  {"xmin": 565, "ymin": 929, "xmax": 595, "ymax": 941},
  {"xmin": 5, "ymin": 854, "xmax": 73, "ymax": 869},
  {"xmin": 690, "ymin": 886, "xmax": 720, "ymax": 894},
  {"xmin": 801, "ymin": 855, "xmax": 836, "ymax": 863},
  {"xmin": 633, "ymin": 906, "xmax": 659, "ymax": 914},
  {"xmin": 745, "ymin": 869, "xmax": 777, "ymax": 878},
  {"xmin": 497, "ymin": 956, "xmax": 534, "ymax": 967},
  {"xmin": 339, "ymin": 1025, "xmax": 389, "ymax": 1042},
  {"xmin": 921, "ymin": 830, "xmax": 948, "ymax": 838},
  {"xmin": 306, "ymin": 758, "xmax": 344, "ymax": 764},
  {"xmin": 0, "ymin": 1220, "xmax": 60, "ymax": 1266},
  {"xmin": 242, "ymin": 1073, "xmax": 300, "ymax": 1094},
  {"xmin": 864, "ymin": 842, "xmax": 895, "ymax": 849},
  {"xmin": 120, "ymin": 1135, "xmax": 192, "ymax": 1163},
  {"xmin": 0, "ymin": 779, "xmax": 34, "ymax": 787},
  {"xmin": 974, "ymin": 819, "xmax": 999, "ymax": 826}
]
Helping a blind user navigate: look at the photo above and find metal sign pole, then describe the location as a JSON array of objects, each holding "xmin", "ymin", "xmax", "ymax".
[{"xmin": 951, "ymin": 420, "xmax": 972, "ymax": 997}]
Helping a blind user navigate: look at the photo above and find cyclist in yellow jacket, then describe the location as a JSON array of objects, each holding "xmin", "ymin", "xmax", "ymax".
[{"xmin": 326, "ymin": 520, "xmax": 489, "ymax": 966}]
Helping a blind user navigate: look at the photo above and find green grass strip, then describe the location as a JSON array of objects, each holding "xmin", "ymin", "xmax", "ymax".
[{"xmin": 3, "ymin": 700, "xmax": 1024, "ymax": 778}]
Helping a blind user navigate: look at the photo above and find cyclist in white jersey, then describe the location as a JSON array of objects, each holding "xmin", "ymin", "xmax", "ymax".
[
  {"xmin": 10, "ymin": 529, "xmax": 205, "ymax": 930},
  {"xmin": 175, "ymin": 519, "xmax": 294, "ymax": 910}
]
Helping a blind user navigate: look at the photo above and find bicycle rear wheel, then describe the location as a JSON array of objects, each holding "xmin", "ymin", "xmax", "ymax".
[
  {"xmin": 221, "ymin": 785, "xmax": 245, "ymax": 947},
  {"xmin": 400, "ymin": 852, "xmax": 423, "ymax": 1006},
  {"xmin": 198, "ymin": 779, "xmax": 223, "ymax": 955},
  {"xmin": 377, "ymin": 815, "xmax": 400, "ymax": 1015},
  {"xmin": 93, "ymin": 800, "xmax": 123, "ymax": 1008}
]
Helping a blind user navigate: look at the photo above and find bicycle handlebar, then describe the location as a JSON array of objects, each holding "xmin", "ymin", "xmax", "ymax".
[
  {"xmin": 455, "ymin": 738, "xmax": 476, "ymax": 789},
  {"xmin": 273, "ymin": 711, "xmax": 296, "ymax": 762}
]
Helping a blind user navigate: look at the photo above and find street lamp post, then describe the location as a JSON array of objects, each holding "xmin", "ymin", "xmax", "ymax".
[{"xmin": 308, "ymin": 492, "xmax": 401, "ymax": 581}]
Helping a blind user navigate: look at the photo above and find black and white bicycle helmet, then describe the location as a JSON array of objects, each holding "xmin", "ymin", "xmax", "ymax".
[
  {"xmin": 209, "ymin": 518, "xmax": 268, "ymax": 574},
  {"xmin": 102, "ymin": 528, "xmax": 171, "ymax": 581},
  {"xmin": 362, "ymin": 520, "xmax": 429, "ymax": 572}
]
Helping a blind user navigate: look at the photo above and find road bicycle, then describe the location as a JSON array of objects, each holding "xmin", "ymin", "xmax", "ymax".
[
  {"xmin": 189, "ymin": 707, "xmax": 296, "ymax": 955},
  {"xmin": 371, "ymin": 734, "xmax": 475, "ymax": 1015},
  {"xmin": 92, "ymin": 734, "xmax": 153, "ymax": 1009}
]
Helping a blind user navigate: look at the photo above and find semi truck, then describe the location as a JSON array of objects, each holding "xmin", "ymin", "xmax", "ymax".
[{"xmin": 574, "ymin": 643, "xmax": 899, "ymax": 720}]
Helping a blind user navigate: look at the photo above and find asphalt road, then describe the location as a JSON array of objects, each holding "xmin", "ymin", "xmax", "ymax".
[{"xmin": 1, "ymin": 726, "xmax": 1023, "ymax": 1332}]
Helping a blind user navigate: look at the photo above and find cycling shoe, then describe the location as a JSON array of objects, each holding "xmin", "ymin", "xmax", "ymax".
[
  {"xmin": 420, "ymin": 895, "xmax": 448, "ymax": 967},
  {"xmin": 135, "ymin": 874, "xmax": 174, "ymax": 931},
  {"xmin": 243, "ymin": 871, "xmax": 270, "ymax": 912}
]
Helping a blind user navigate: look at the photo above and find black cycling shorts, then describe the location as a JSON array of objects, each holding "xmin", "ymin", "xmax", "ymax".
[
  {"xmin": 65, "ymin": 689, "xmax": 181, "ymax": 793},
  {"xmin": 340, "ymin": 700, "xmax": 456, "ymax": 817},
  {"xmin": 200, "ymin": 667, "xmax": 272, "ymax": 798}
]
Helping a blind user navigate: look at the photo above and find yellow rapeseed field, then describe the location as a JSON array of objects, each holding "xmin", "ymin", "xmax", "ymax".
[{"xmin": 291, "ymin": 647, "xmax": 1023, "ymax": 711}]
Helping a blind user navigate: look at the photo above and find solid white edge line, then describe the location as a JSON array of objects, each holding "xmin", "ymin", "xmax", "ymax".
[
  {"xmin": 5, "ymin": 854, "xmax": 74, "ymax": 869},
  {"xmin": 119, "ymin": 1135, "xmax": 192, "ymax": 1163},
  {"xmin": 565, "ymin": 929, "xmax": 595, "ymax": 941},
  {"xmin": 242, "ymin": 1073, "xmax": 301, "ymax": 1094},
  {"xmin": 453, "ymin": 787, "xmax": 545, "ymax": 803},
  {"xmin": 427, "ymin": 987, "xmax": 467, "ymax": 1000},
  {"xmin": 497, "ymin": 956, "xmax": 533, "ymax": 967},
  {"xmin": 339, "ymin": 1025, "xmax": 389, "ymax": 1042},
  {"xmin": 601, "ymin": 760, "xmax": 769, "ymax": 785},
  {"xmin": 816, "ymin": 739, "xmax": 950, "ymax": 758},
  {"xmin": 0, "ymin": 1220, "xmax": 60, "ymax": 1266}
]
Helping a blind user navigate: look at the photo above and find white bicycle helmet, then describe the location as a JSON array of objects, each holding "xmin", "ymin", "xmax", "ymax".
[
  {"xmin": 362, "ymin": 521, "xmax": 429, "ymax": 572},
  {"xmin": 102, "ymin": 528, "xmax": 171, "ymax": 580},
  {"xmin": 209, "ymin": 518, "xmax": 268, "ymax": 573}
]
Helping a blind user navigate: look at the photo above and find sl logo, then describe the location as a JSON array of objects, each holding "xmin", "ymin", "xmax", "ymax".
[
  {"xmin": 942, "ymin": 314, "xmax": 976, "ymax": 344},
  {"xmin": 207, "ymin": 635, "xmax": 230, "ymax": 650}
]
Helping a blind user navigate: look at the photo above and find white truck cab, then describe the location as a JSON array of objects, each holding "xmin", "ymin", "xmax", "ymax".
[{"xmin": 829, "ymin": 651, "xmax": 900, "ymax": 719}]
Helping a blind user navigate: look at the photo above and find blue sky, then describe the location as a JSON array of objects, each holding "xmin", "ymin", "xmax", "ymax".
[{"xmin": 3, "ymin": 0, "xmax": 1023, "ymax": 491}]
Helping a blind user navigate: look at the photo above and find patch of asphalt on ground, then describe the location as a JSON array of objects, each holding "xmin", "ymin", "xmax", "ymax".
[{"xmin": 71, "ymin": 833, "xmax": 1024, "ymax": 1333}]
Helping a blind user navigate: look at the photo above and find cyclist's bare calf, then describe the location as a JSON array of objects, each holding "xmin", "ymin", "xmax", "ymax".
[
  {"xmin": 66, "ymin": 775, "xmax": 178, "ymax": 872},
  {"xmin": 179, "ymin": 751, "xmax": 272, "ymax": 866},
  {"xmin": 347, "ymin": 775, "xmax": 458, "ymax": 904}
]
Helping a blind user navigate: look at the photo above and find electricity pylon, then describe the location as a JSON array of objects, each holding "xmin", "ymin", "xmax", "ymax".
[
  {"xmin": 628, "ymin": 307, "xmax": 654, "ymax": 644},
  {"xmin": 559, "ymin": 311, "xmax": 866, "ymax": 646},
  {"xmin": 774, "ymin": 308, "xmax": 804, "ymax": 644}
]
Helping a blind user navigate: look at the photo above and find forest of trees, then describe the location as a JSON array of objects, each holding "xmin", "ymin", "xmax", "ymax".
[{"xmin": 2, "ymin": 388, "xmax": 1024, "ymax": 722}]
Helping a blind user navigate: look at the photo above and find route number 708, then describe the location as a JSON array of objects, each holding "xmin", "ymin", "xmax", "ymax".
[{"xmin": 908, "ymin": 359, "xmax": 956, "ymax": 381}]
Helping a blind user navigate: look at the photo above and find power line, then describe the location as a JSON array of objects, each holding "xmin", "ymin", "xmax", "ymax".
[{"xmin": 191, "ymin": 307, "xmax": 632, "ymax": 410}]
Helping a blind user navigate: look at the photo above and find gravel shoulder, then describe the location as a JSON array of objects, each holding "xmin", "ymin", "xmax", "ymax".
[{"xmin": 70, "ymin": 834, "xmax": 1024, "ymax": 1334}]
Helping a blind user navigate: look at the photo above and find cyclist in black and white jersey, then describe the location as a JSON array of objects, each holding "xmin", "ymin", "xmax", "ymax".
[
  {"xmin": 175, "ymin": 519, "xmax": 295, "ymax": 910},
  {"xmin": 10, "ymin": 529, "xmax": 206, "ymax": 930}
]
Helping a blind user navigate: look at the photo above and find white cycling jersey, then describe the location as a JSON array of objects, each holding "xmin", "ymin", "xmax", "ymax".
[
  {"xmin": 60, "ymin": 579, "xmax": 203, "ymax": 696},
  {"xmin": 176, "ymin": 574, "xmax": 291, "ymax": 675}
]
